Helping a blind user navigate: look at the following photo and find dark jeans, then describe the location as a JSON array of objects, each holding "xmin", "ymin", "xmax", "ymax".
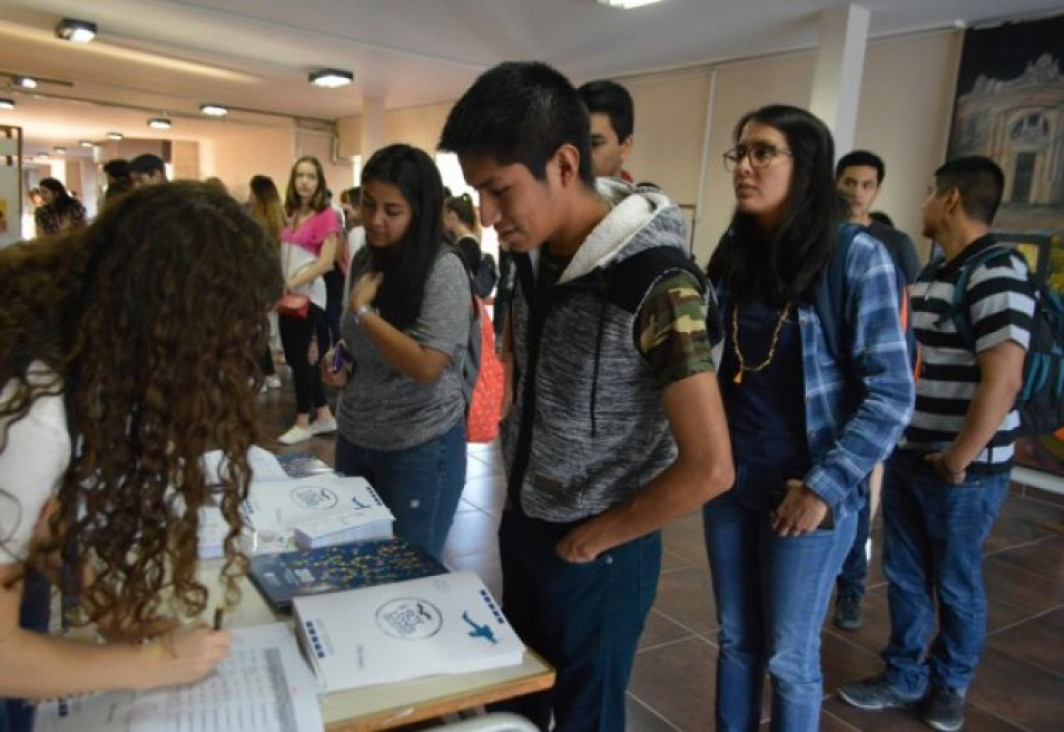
[
  {"xmin": 323, "ymin": 265, "xmax": 344, "ymax": 349},
  {"xmin": 3, "ymin": 569, "xmax": 52, "ymax": 732},
  {"xmin": 703, "ymin": 487, "xmax": 857, "ymax": 731},
  {"xmin": 881, "ymin": 451, "xmax": 1010, "ymax": 695},
  {"xmin": 493, "ymin": 510, "xmax": 660, "ymax": 732},
  {"xmin": 837, "ymin": 490, "xmax": 870, "ymax": 600},
  {"xmin": 278, "ymin": 304, "xmax": 327, "ymax": 415},
  {"xmin": 334, "ymin": 420, "xmax": 466, "ymax": 560}
]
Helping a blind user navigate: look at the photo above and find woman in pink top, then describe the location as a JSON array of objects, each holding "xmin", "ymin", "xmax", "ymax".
[{"xmin": 277, "ymin": 156, "xmax": 341, "ymax": 444}]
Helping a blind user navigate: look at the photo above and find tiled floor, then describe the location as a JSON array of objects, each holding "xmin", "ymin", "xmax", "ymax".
[{"xmin": 260, "ymin": 373, "xmax": 1064, "ymax": 731}]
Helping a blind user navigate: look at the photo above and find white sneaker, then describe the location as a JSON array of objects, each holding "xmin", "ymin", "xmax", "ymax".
[
  {"xmin": 309, "ymin": 416, "xmax": 337, "ymax": 436},
  {"xmin": 264, "ymin": 375, "xmax": 282, "ymax": 390},
  {"xmin": 278, "ymin": 424, "xmax": 313, "ymax": 445}
]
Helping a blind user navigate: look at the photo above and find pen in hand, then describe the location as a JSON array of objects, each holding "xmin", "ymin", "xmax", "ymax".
[{"xmin": 213, "ymin": 602, "xmax": 225, "ymax": 631}]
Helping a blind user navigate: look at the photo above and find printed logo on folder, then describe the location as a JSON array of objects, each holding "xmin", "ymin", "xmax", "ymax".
[{"xmin": 293, "ymin": 571, "xmax": 525, "ymax": 691}]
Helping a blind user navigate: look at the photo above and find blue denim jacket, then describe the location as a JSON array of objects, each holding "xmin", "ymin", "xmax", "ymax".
[{"xmin": 716, "ymin": 231, "xmax": 915, "ymax": 517}]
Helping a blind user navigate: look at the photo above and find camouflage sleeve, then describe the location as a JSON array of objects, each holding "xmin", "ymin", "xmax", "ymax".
[{"xmin": 635, "ymin": 271, "xmax": 715, "ymax": 386}]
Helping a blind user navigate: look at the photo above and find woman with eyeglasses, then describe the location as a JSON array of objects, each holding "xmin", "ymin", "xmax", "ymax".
[{"xmin": 703, "ymin": 105, "xmax": 915, "ymax": 729}]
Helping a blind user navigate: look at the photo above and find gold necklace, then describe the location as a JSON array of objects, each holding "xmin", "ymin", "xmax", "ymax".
[{"xmin": 731, "ymin": 302, "xmax": 791, "ymax": 384}]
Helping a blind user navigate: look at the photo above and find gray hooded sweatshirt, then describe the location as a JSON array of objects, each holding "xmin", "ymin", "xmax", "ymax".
[{"xmin": 502, "ymin": 179, "xmax": 707, "ymax": 523}]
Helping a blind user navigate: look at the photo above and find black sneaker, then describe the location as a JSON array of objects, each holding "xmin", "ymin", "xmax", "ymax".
[
  {"xmin": 838, "ymin": 674, "xmax": 923, "ymax": 710},
  {"xmin": 919, "ymin": 686, "xmax": 965, "ymax": 731},
  {"xmin": 834, "ymin": 592, "xmax": 863, "ymax": 630}
]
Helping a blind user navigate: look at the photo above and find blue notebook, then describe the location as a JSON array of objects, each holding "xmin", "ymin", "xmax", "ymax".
[{"xmin": 248, "ymin": 537, "xmax": 448, "ymax": 612}]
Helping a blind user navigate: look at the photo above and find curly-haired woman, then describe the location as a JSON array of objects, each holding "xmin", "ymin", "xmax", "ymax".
[
  {"xmin": 33, "ymin": 178, "xmax": 86, "ymax": 238},
  {"xmin": 0, "ymin": 183, "xmax": 283, "ymax": 724}
]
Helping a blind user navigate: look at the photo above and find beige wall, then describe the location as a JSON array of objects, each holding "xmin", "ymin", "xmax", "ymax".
[{"xmin": 854, "ymin": 30, "xmax": 963, "ymax": 262}]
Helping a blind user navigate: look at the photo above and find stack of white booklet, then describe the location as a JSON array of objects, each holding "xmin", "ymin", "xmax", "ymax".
[
  {"xmin": 35, "ymin": 623, "xmax": 323, "ymax": 732},
  {"xmin": 294, "ymin": 570, "xmax": 525, "ymax": 691},
  {"xmin": 243, "ymin": 473, "xmax": 395, "ymax": 554}
]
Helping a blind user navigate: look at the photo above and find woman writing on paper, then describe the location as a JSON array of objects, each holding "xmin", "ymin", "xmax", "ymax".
[
  {"xmin": 277, "ymin": 156, "xmax": 341, "ymax": 445},
  {"xmin": 0, "ymin": 183, "xmax": 283, "ymax": 725},
  {"xmin": 323, "ymin": 144, "xmax": 470, "ymax": 560}
]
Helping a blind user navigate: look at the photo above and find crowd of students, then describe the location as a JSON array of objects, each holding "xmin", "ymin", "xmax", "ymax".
[{"xmin": 1, "ymin": 59, "xmax": 1038, "ymax": 732}]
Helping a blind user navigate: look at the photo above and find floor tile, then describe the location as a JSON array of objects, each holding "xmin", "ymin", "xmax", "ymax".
[
  {"xmin": 629, "ymin": 636, "xmax": 718, "ymax": 731},
  {"xmin": 968, "ymin": 646, "xmax": 1064, "ymax": 731},
  {"xmin": 987, "ymin": 606, "xmax": 1064, "ymax": 677},
  {"xmin": 653, "ymin": 565, "xmax": 717, "ymax": 635}
]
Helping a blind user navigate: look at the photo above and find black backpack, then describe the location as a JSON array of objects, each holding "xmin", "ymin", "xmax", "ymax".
[{"xmin": 944, "ymin": 246, "xmax": 1064, "ymax": 437}]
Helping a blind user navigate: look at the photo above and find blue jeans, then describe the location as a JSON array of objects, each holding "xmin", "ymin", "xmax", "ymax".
[
  {"xmin": 334, "ymin": 419, "xmax": 466, "ymax": 560},
  {"xmin": 837, "ymin": 490, "xmax": 870, "ymax": 600},
  {"xmin": 3, "ymin": 569, "xmax": 52, "ymax": 732},
  {"xmin": 492, "ymin": 510, "xmax": 661, "ymax": 732},
  {"xmin": 881, "ymin": 451, "xmax": 1009, "ymax": 696},
  {"xmin": 703, "ymin": 486, "xmax": 856, "ymax": 731}
]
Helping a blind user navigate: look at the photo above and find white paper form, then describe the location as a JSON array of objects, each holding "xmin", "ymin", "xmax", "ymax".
[{"xmin": 34, "ymin": 624, "xmax": 323, "ymax": 732}]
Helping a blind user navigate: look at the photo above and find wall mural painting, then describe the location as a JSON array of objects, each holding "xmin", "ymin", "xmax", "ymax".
[{"xmin": 948, "ymin": 14, "xmax": 1064, "ymax": 481}]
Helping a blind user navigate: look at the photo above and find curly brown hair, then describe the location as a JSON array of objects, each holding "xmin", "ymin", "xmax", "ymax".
[{"xmin": 0, "ymin": 182, "xmax": 284, "ymax": 638}]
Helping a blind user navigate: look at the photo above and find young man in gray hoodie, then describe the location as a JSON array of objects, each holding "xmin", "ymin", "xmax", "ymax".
[{"xmin": 439, "ymin": 61, "xmax": 734, "ymax": 732}]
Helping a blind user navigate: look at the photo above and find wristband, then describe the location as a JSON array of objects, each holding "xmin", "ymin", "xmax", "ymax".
[{"xmin": 353, "ymin": 304, "xmax": 376, "ymax": 327}]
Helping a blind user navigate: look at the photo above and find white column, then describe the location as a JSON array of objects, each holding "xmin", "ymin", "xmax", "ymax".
[
  {"xmin": 809, "ymin": 4, "xmax": 870, "ymax": 157},
  {"xmin": 360, "ymin": 94, "xmax": 385, "ymax": 164}
]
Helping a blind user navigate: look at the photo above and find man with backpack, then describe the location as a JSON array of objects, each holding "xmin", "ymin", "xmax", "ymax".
[{"xmin": 839, "ymin": 156, "xmax": 1035, "ymax": 732}]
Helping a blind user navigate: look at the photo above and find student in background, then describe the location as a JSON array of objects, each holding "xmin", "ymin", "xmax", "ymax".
[
  {"xmin": 128, "ymin": 154, "xmax": 168, "ymax": 187},
  {"xmin": 704, "ymin": 105, "xmax": 914, "ymax": 729},
  {"xmin": 102, "ymin": 159, "xmax": 133, "ymax": 209},
  {"xmin": 33, "ymin": 178, "xmax": 86, "ymax": 238},
  {"xmin": 440, "ymin": 61, "xmax": 733, "ymax": 732},
  {"xmin": 0, "ymin": 183, "xmax": 283, "ymax": 728},
  {"xmin": 832, "ymin": 148, "xmax": 922, "ymax": 632},
  {"xmin": 247, "ymin": 174, "xmax": 285, "ymax": 392},
  {"xmin": 577, "ymin": 78, "xmax": 635, "ymax": 181},
  {"xmin": 276, "ymin": 156, "xmax": 341, "ymax": 445},
  {"xmin": 444, "ymin": 193, "xmax": 497, "ymax": 299},
  {"xmin": 323, "ymin": 144, "xmax": 469, "ymax": 560}
]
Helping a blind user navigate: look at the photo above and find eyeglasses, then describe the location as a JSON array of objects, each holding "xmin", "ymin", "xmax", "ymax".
[{"xmin": 723, "ymin": 143, "xmax": 793, "ymax": 172}]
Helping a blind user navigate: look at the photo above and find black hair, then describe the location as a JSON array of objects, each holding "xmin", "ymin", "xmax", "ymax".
[
  {"xmin": 707, "ymin": 104, "xmax": 841, "ymax": 307},
  {"xmin": 128, "ymin": 154, "xmax": 165, "ymax": 177},
  {"xmin": 439, "ymin": 61, "xmax": 595, "ymax": 188},
  {"xmin": 103, "ymin": 159, "xmax": 130, "ymax": 180},
  {"xmin": 836, "ymin": 150, "xmax": 885, "ymax": 184},
  {"xmin": 444, "ymin": 193, "xmax": 477, "ymax": 229},
  {"xmin": 868, "ymin": 210, "xmax": 895, "ymax": 227},
  {"xmin": 361, "ymin": 144, "xmax": 445, "ymax": 331},
  {"xmin": 38, "ymin": 177, "xmax": 81, "ymax": 220},
  {"xmin": 933, "ymin": 155, "xmax": 1005, "ymax": 225},
  {"xmin": 577, "ymin": 79, "xmax": 634, "ymax": 141}
]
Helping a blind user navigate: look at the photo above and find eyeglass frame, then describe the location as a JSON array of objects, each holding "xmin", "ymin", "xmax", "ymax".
[{"xmin": 722, "ymin": 143, "xmax": 793, "ymax": 172}]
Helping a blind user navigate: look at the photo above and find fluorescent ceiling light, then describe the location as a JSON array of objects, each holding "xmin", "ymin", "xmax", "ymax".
[
  {"xmin": 200, "ymin": 103, "xmax": 228, "ymax": 117},
  {"xmin": 597, "ymin": 0, "xmax": 665, "ymax": 7},
  {"xmin": 79, "ymin": 139, "xmax": 94, "ymax": 147},
  {"xmin": 309, "ymin": 68, "xmax": 354, "ymax": 88},
  {"xmin": 107, "ymin": 132, "xmax": 123, "ymax": 140},
  {"xmin": 54, "ymin": 146, "xmax": 66, "ymax": 154},
  {"xmin": 15, "ymin": 76, "xmax": 38, "ymax": 89},
  {"xmin": 56, "ymin": 18, "xmax": 98, "ymax": 43},
  {"xmin": 0, "ymin": 99, "xmax": 13, "ymax": 110},
  {"xmin": 147, "ymin": 117, "xmax": 172, "ymax": 130}
]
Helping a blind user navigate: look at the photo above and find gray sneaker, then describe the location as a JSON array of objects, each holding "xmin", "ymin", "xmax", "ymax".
[
  {"xmin": 838, "ymin": 674, "xmax": 923, "ymax": 710},
  {"xmin": 919, "ymin": 686, "xmax": 965, "ymax": 731},
  {"xmin": 833, "ymin": 592, "xmax": 863, "ymax": 630}
]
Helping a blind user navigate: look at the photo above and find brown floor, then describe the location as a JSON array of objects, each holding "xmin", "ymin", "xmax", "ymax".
[{"xmin": 259, "ymin": 372, "xmax": 1064, "ymax": 731}]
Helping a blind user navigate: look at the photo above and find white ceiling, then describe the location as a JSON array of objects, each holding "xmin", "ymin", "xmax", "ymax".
[{"xmin": 1, "ymin": 0, "xmax": 1061, "ymax": 162}]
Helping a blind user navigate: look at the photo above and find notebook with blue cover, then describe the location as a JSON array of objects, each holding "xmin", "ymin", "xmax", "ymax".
[{"xmin": 248, "ymin": 537, "xmax": 448, "ymax": 612}]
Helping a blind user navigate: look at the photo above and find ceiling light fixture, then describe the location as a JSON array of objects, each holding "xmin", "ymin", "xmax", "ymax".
[
  {"xmin": 79, "ymin": 139, "xmax": 93, "ymax": 147},
  {"xmin": 147, "ymin": 117, "xmax": 172, "ymax": 130},
  {"xmin": 596, "ymin": 0, "xmax": 665, "ymax": 7},
  {"xmin": 0, "ymin": 99, "xmax": 14, "ymax": 110},
  {"xmin": 15, "ymin": 76, "xmax": 38, "ymax": 89},
  {"xmin": 308, "ymin": 68, "xmax": 354, "ymax": 88},
  {"xmin": 200, "ymin": 103, "xmax": 228, "ymax": 117},
  {"xmin": 54, "ymin": 146, "xmax": 67, "ymax": 154},
  {"xmin": 107, "ymin": 131, "xmax": 124, "ymax": 140},
  {"xmin": 56, "ymin": 18, "xmax": 98, "ymax": 43}
]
